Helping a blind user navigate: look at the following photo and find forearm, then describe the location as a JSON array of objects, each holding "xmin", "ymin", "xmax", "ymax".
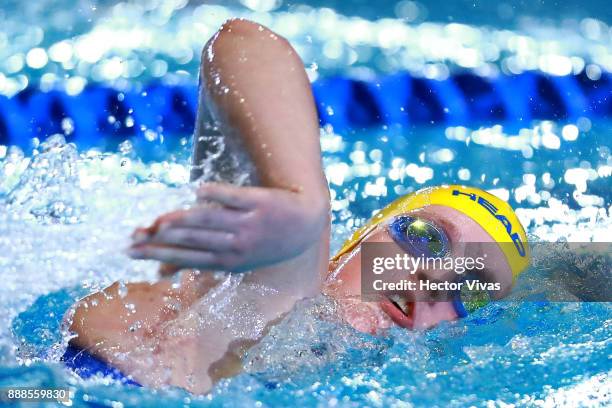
[
  {"xmin": 196, "ymin": 19, "xmax": 329, "ymax": 207},
  {"xmin": 131, "ymin": 19, "xmax": 330, "ymax": 285}
]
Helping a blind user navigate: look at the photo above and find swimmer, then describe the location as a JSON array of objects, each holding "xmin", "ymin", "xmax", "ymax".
[{"xmin": 65, "ymin": 19, "xmax": 530, "ymax": 393}]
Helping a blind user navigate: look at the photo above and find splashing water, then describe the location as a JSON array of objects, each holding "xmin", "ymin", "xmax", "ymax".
[
  {"xmin": 0, "ymin": 0, "xmax": 610, "ymax": 404},
  {"xmin": 0, "ymin": 119, "xmax": 610, "ymax": 407},
  {"xmin": 5, "ymin": 134, "xmax": 85, "ymax": 223}
]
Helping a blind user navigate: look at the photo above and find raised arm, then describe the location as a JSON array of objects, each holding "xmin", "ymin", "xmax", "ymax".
[
  {"xmin": 192, "ymin": 18, "xmax": 327, "ymax": 196},
  {"xmin": 67, "ymin": 20, "xmax": 331, "ymax": 394},
  {"xmin": 129, "ymin": 19, "xmax": 330, "ymax": 294}
]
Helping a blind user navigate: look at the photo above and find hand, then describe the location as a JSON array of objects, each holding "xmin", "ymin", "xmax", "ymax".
[{"xmin": 128, "ymin": 183, "xmax": 329, "ymax": 273}]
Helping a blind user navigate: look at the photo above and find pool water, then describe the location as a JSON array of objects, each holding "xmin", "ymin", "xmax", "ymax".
[
  {"xmin": 1, "ymin": 117, "xmax": 610, "ymax": 407},
  {"xmin": 1, "ymin": 1, "xmax": 611, "ymax": 407}
]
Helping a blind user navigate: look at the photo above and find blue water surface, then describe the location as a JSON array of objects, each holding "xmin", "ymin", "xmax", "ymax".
[
  {"xmin": 1, "ymin": 118, "xmax": 610, "ymax": 407},
  {"xmin": 0, "ymin": 1, "xmax": 611, "ymax": 407}
]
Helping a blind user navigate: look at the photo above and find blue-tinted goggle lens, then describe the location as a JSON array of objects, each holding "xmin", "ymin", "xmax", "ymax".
[
  {"xmin": 388, "ymin": 215, "xmax": 450, "ymax": 258},
  {"xmin": 453, "ymin": 273, "xmax": 492, "ymax": 317}
]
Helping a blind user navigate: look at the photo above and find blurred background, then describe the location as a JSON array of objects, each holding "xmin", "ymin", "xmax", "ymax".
[
  {"xmin": 0, "ymin": 3, "xmax": 610, "ymax": 407},
  {"xmin": 0, "ymin": 0, "xmax": 610, "ymax": 91}
]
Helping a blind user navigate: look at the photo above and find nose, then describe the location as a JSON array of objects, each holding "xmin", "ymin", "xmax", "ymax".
[{"xmin": 411, "ymin": 301, "xmax": 459, "ymax": 329}]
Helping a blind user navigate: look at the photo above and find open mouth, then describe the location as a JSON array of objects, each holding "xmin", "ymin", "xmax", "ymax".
[{"xmin": 380, "ymin": 294, "xmax": 414, "ymax": 329}]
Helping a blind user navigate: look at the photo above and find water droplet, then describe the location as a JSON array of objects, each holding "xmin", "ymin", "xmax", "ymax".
[
  {"xmin": 61, "ymin": 117, "xmax": 75, "ymax": 135},
  {"xmin": 117, "ymin": 281, "xmax": 128, "ymax": 298}
]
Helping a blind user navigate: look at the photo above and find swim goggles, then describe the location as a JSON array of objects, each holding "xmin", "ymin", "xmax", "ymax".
[
  {"xmin": 451, "ymin": 273, "xmax": 492, "ymax": 317},
  {"xmin": 388, "ymin": 215, "xmax": 450, "ymax": 259},
  {"xmin": 388, "ymin": 215, "xmax": 491, "ymax": 317}
]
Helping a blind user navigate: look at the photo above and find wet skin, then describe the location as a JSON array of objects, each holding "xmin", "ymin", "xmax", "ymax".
[
  {"xmin": 68, "ymin": 17, "xmax": 332, "ymax": 394},
  {"xmin": 65, "ymin": 18, "xmax": 512, "ymax": 394},
  {"xmin": 324, "ymin": 205, "xmax": 512, "ymax": 333},
  {"xmin": 67, "ymin": 204, "xmax": 512, "ymax": 392}
]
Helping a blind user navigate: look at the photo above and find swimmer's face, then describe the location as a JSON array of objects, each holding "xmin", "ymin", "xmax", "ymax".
[{"xmin": 323, "ymin": 205, "xmax": 512, "ymax": 334}]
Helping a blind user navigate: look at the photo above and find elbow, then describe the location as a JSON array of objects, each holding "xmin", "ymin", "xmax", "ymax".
[
  {"xmin": 216, "ymin": 18, "xmax": 287, "ymax": 43},
  {"xmin": 201, "ymin": 18, "xmax": 290, "ymax": 72},
  {"xmin": 218, "ymin": 18, "xmax": 266, "ymax": 37}
]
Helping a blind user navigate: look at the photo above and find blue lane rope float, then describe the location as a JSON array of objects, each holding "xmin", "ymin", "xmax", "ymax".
[{"xmin": 0, "ymin": 71, "xmax": 610, "ymax": 148}]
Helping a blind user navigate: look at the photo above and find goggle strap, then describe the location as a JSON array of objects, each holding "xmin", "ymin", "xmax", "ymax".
[{"xmin": 452, "ymin": 295, "xmax": 469, "ymax": 318}]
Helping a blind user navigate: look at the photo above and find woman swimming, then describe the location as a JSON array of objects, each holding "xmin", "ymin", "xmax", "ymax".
[{"xmin": 65, "ymin": 19, "xmax": 530, "ymax": 393}]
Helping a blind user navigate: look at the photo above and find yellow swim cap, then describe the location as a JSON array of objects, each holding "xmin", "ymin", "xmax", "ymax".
[{"xmin": 332, "ymin": 185, "xmax": 530, "ymax": 281}]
